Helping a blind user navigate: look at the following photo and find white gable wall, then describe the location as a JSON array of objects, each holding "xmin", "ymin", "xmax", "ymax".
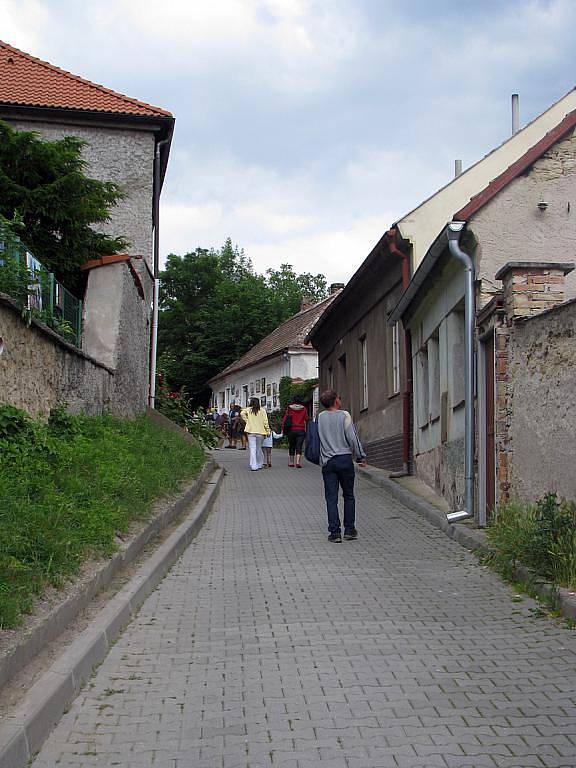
[{"xmin": 210, "ymin": 349, "xmax": 318, "ymax": 413}]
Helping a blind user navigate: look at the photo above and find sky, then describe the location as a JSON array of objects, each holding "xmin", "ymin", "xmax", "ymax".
[{"xmin": 2, "ymin": 0, "xmax": 576, "ymax": 284}]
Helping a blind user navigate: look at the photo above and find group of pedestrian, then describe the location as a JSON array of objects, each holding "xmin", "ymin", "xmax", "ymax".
[
  {"xmin": 212, "ymin": 404, "xmax": 248, "ymax": 450},
  {"xmin": 212, "ymin": 389, "xmax": 367, "ymax": 545}
]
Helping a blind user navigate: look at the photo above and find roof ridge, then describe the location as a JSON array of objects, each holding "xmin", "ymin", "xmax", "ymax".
[{"xmin": 0, "ymin": 40, "xmax": 172, "ymax": 118}]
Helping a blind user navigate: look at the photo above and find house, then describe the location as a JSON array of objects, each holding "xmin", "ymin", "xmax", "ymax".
[
  {"xmin": 0, "ymin": 40, "xmax": 174, "ymax": 416},
  {"xmin": 309, "ymin": 88, "xmax": 576, "ymax": 475},
  {"xmin": 208, "ymin": 292, "xmax": 340, "ymax": 413},
  {"xmin": 389, "ymin": 104, "xmax": 576, "ymax": 520}
]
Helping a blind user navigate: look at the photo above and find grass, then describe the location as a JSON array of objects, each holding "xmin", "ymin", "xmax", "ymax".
[
  {"xmin": 486, "ymin": 493, "xmax": 576, "ymax": 592},
  {"xmin": 0, "ymin": 406, "xmax": 205, "ymax": 629}
]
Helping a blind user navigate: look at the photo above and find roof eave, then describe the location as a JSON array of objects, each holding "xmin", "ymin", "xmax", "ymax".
[{"xmin": 388, "ymin": 224, "xmax": 455, "ymax": 325}]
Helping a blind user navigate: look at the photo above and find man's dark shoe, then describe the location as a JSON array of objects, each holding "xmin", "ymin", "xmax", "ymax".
[
  {"xmin": 343, "ymin": 529, "xmax": 358, "ymax": 540},
  {"xmin": 328, "ymin": 532, "xmax": 342, "ymax": 543}
]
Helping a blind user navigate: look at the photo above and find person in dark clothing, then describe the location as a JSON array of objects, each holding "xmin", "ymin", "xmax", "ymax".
[
  {"xmin": 282, "ymin": 395, "xmax": 309, "ymax": 468},
  {"xmin": 317, "ymin": 389, "xmax": 366, "ymax": 543}
]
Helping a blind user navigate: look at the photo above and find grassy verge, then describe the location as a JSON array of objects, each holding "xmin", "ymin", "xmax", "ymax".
[
  {"xmin": 0, "ymin": 406, "xmax": 205, "ymax": 629},
  {"xmin": 486, "ymin": 493, "xmax": 576, "ymax": 592}
]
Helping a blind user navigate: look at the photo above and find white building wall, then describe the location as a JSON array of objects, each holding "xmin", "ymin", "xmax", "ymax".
[{"xmin": 210, "ymin": 349, "xmax": 319, "ymax": 413}]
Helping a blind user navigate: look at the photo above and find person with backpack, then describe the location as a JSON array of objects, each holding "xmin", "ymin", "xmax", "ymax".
[
  {"xmin": 317, "ymin": 389, "xmax": 366, "ymax": 543},
  {"xmin": 282, "ymin": 394, "xmax": 308, "ymax": 468},
  {"xmin": 240, "ymin": 397, "xmax": 271, "ymax": 471}
]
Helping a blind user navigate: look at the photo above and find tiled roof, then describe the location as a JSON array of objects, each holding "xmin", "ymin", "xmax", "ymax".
[
  {"xmin": 0, "ymin": 40, "xmax": 172, "ymax": 118},
  {"xmin": 209, "ymin": 293, "xmax": 340, "ymax": 383}
]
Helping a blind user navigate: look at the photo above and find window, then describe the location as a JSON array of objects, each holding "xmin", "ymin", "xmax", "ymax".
[
  {"xmin": 360, "ymin": 336, "xmax": 368, "ymax": 410},
  {"xmin": 416, "ymin": 348, "xmax": 429, "ymax": 429},
  {"xmin": 428, "ymin": 333, "xmax": 440, "ymax": 421},
  {"xmin": 328, "ymin": 365, "xmax": 334, "ymax": 390},
  {"xmin": 392, "ymin": 322, "xmax": 401, "ymax": 395}
]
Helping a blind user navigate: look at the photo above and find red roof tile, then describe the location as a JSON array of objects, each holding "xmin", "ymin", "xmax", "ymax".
[
  {"xmin": 0, "ymin": 40, "xmax": 172, "ymax": 118},
  {"xmin": 209, "ymin": 293, "xmax": 340, "ymax": 383}
]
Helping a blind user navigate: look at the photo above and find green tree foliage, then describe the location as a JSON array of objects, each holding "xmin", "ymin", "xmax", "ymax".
[
  {"xmin": 158, "ymin": 239, "xmax": 327, "ymax": 407},
  {"xmin": 0, "ymin": 120, "xmax": 127, "ymax": 292}
]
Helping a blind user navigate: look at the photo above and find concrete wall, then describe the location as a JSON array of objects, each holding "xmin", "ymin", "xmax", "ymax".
[
  {"xmin": 0, "ymin": 295, "xmax": 113, "ymax": 417},
  {"xmin": 507, "ymin": 299, "xmax": 576, "ymax": 502},
  {"xmin": 472, "ymin": 128, "xmax": 576, "ymax": 305}
]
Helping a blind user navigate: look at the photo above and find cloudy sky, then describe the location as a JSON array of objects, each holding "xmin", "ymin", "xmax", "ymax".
[{"xmin": 3, "ymin": 0, "xmax": 576, "ymax": 283}]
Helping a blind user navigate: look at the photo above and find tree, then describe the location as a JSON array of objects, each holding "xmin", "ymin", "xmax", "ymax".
[
  {"xmin": 0, "ymin": 120, "xmax": 127, "ymax": 293},
  {"xmin": 158, "ymin": 240, "xmax": 328, "ymax": 407}
]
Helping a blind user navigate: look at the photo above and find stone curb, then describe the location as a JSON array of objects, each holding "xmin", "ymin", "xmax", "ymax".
[
  {"xmin": 0, "ymin": 466, "xmax": 224, "ymax": 768},
  {"xmin": 0, "ymin": 458, "xmax": 216, "ymax": 692},
  {"xmin": 357, "ymin": 465, "xmax": 576, "ymax": 620}
]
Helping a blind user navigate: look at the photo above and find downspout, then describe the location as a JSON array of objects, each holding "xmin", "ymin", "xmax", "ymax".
[
  {"xmin": 386, "ymin": 230, "xmax": 412, "ymax": 476},
  {"xmin": 149, "ymin": 137, "xmax": 171, "ymax": 408},
  {"xmin": 446, "ymin": 222, "xmax": 476, "ymax": 522}
]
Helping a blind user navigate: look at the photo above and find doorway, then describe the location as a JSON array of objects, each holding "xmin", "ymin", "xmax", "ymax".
[{"xmin": 478, "ymin": 331, "xmax": 495, "ymax": 526}]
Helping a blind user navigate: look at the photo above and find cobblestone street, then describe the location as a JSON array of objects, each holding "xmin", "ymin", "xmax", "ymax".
[{"xmin": 32, "ymin": 450, "xmax": 576, "ymax": 768}]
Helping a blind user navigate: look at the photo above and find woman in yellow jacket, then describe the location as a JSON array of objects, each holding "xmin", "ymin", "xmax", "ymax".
[{"xmin": 240, "ymin": 397, "xmax": 271, "ymax": 471}]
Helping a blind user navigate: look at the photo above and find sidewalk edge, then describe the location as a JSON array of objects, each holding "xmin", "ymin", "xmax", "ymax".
[
  {"xmin": 357, "ymin": 465, "xmax": 576, "ymax": 620},
  {"xmin": 0, "ymin": 467, "xmax": 224, "ymax": 768}
]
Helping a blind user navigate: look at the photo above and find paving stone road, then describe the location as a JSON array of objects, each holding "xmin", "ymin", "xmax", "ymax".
[{"xmin": 32, "ymin": 449, "xmax": 576, "ymax": 767}]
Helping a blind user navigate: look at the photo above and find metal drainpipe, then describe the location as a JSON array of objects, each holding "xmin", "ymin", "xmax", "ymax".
[
  {"xmin": 149, "ymin": 137, "xmax": 171, "ymax": 408},
  {"xmin": 446, "ymin": 221, "xmax": 475, "ymax": 523}
]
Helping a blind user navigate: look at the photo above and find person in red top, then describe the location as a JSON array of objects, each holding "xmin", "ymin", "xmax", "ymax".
[{"xmin": 282, "ymin": 395, "xmax": 309, "ymax": 468}]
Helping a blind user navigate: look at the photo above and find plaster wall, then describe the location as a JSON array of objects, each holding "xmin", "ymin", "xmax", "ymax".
[
  {"xmin": 210, "ymin": 353, "xmax": 314, "ymax": 412},
  {"xmin": 7, "ymin": 118, "xmax": 156, "ymax": 415},
  {"xmin": 8, "ymin": 120, "xmax": 155, "ymax": 268},
  {"xmin": 508, "ymin": 300, "xmax": 576, "ymax": 502},
  {"xmin": 471, "ymin": 128, "xmax": 576, "ymax": 304},
  {"xmin": 317, "ymin": 284, "xmax": 404, "ymax": 469},
  {"xmin": 397, "ymin": 89, "xmax": 576, "ymax": 269},
  {"xmin": 0, "ymin": 297, "xmax": 113, "ymax": 417}
]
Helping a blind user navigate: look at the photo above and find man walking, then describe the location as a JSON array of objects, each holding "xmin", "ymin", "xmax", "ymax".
[{"xmin": 317, "ymin": 389, "xmax": 366, "ymax": 543}]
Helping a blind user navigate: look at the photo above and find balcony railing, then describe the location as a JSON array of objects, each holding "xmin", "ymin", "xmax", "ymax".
[{"xmin": 0, "ymin": 225, "xmax": 83, "ymax": 347}]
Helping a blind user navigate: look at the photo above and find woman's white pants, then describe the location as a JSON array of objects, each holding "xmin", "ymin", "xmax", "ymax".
[{"xmin": 248, "ymin": 434, "xmax": 265, "ymax": 470}]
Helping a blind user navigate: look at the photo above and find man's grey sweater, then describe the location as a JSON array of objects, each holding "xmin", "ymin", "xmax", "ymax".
[{"xmin": 317, "ymin": 409, "xmax": 366, "ymax": 467}]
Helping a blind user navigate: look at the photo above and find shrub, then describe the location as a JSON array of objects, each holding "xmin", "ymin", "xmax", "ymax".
[
  {"xmin": 487, "ymin": 493, "xmax": 576, "ymax": 590},
  {"xmin": 155, "ymin": 373, "xmax": 217, "ymax": 448}
]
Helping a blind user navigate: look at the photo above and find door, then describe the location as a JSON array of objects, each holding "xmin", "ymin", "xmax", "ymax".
[{"xmin": 484, "ymin": 333, "xmax": 496, "ymax": 517}]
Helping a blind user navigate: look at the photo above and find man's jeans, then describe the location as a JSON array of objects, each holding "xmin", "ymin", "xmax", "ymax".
[{"xmin": 322, "ymin": 454, "xmax": 355, "ymax": 534}]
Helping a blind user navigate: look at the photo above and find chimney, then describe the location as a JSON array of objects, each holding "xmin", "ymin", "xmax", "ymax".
[
  {"xmin": 511, "ymin": 93, "xmax": 519, "ymax": 135},
  {"xmin": 329, "ymin": 282, "xmax": 345, "ymax": 294},
  {"xmin": 300, "ymin": 297, "xmax": 314, "ymax": 312},
  {"xmin": 496, "ymin": 261, "xmax": 574, "ymax": 319},
  {"xmin": 454, "ymin": 159, "xmax": 462, "ymax": 178}
]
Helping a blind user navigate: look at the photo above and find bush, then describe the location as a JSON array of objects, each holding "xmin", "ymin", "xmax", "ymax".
[
  {"xmin": 155, "ymin": 373, "xmax": 217, "ymax": 448},
  {"xmin": 0, "ymin": 404, "xmax": 205, "ymax": 629},
  {"xmin": 278, "ymin": 375, "xmax": 317, "ymax": 412},
  {"xmin": 487, "ymin": 493, "xmax": 576, "ymax": 590}
]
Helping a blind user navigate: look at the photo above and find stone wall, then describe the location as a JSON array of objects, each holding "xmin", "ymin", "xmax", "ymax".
[
  {"xmin": 0, "ymin": 295, "xmax": 113, "ymax": 417},
  {"xmin": 507, "ymin": 299, "xmax": 576, "ymax": 502}
]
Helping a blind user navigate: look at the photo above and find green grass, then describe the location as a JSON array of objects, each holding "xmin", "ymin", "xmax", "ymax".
[
  {"xmin": 487, "ymin": 493, "xmax": 576, "ymax": 592},
  {"xmin": 0, "ymin": 407, "xmax": 205, "ymax": 629}
]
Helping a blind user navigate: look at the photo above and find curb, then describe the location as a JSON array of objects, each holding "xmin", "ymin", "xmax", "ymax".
[
  {"xmin": 0, "ymin": 466, "xmax": 224, "ymax": 768},
  {"xmin": 0, "ymin": 458, "xmax": 216, "ymax": 692},
  {"xmin": 357, "ymin": 465, "xmax": 576, "ymax": 620}
]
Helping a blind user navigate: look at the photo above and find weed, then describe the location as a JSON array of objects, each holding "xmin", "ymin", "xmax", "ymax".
[{"xmin": 487, "ymin": 494, "xmax": 576, "ymax": 591}]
